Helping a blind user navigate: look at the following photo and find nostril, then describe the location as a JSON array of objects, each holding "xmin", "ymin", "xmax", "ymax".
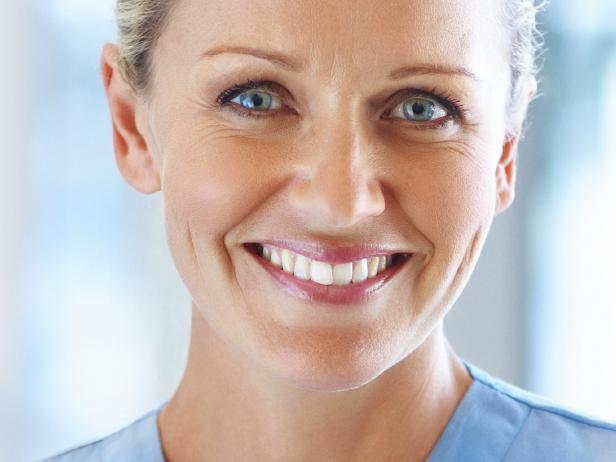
[{"xmin": 287, "ymin": 173, "xmax": 386, "ymax": 228}]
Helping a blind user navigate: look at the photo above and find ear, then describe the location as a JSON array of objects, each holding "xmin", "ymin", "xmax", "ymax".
[
  {"xmin": 100, "ymin": 43, "xmax": 161, "ymax": 194},
  {"xmin": 495, "ymin": 76, "xmax": 538, "ymax": 215},
  {"xmin": 494, "ymin": 135, "xmax": 518, "ymax": 215}
]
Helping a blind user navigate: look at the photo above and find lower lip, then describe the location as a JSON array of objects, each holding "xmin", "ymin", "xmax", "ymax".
[{"xmin": 245, "ymin": 245, "xmax": 412, "ymax": 305}]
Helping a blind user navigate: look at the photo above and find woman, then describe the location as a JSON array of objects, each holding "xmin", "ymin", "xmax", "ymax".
[{"xmin": 45, "ymin": 0, "xmax": 616, "ymax": 460}]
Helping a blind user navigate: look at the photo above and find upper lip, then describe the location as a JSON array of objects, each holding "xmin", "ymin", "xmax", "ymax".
[{"xmin": 251, "ymin": 238, "xmax": 414, "ymax": 264}]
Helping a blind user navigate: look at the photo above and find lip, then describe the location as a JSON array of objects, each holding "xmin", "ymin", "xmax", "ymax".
[
  {"xmin": 244, "ymin": 243, "xmax": 413, "ymax": 305},
  {"xmin": 256, "ymin": 238, "xmax": 413, "ymax": 264}
]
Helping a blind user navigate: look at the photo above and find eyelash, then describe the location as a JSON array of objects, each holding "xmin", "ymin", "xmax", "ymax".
[{"xmin": 216, "ymin": 79, "xmax": 467, "ymax": 128}]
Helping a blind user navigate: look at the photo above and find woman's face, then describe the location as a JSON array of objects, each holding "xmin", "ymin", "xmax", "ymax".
[{"xmin": 134, "ymin": 0, "xmax": 516, "ymax": 390}]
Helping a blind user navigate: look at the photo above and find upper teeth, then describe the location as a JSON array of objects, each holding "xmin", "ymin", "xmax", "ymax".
[{"xmin": 261, "ymin": 245, "xmax": 393, "ymax": 286}]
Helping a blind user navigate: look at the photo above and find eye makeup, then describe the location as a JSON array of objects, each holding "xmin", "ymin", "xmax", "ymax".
[
  {"xmin": 214, "ymin": 78, "xmax": 470, "ymax": 128},
  {"xmin": 216, "ymin": 79, "xmax": 294, "ymax": 119}
]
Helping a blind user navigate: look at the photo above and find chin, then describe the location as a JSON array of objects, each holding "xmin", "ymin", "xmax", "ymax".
[
  {"xmin": 276, "ymin": 367, "xmax": 385, "ymax": 393},
  {"xmin": 259, "ymin": 336, "xmax": 399, "ymax": 393}
]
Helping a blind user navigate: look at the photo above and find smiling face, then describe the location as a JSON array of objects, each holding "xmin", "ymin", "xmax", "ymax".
[{"xmin": 105, "ymin": 0, "xmax": 527, "ymax": 391}]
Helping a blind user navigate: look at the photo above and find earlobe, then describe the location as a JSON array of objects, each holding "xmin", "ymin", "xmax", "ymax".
[
  {"xmin": 494, "ymin": 135, "xmax": 518, "ymax": 215},
  {"xmin": 100, "ymin": 43, "xmax": 161, "ymax": 194}
]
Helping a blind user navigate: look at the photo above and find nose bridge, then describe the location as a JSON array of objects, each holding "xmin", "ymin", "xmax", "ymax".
[
  {"xmin": 319, "ymin": 115, "xmax": 366, "ymax": 197},
  {"xmin": 289, "ymin": 107, "xmax": 385, "ymax": 227}
]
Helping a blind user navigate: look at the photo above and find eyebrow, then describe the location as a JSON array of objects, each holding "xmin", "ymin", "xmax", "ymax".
[
  {"xmin": 201, "ymin": 45, "xmax": 303, "ymax": 71},
  {"xmin": 201, "ymin": 45, "xmax": 481, "ymax": 82},
  {"xmin": 388, "ymin": 65, "xmax": 481, "ymax": 82}
]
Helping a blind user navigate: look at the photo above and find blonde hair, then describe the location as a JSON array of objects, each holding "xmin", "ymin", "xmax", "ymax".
[
  {"xmin": 116, "ymin": 0, "xmax": 177, "ymax": 93},
  {"xmin": 115, "ymin": 0, "xmax": 546, "ymax": 115}
]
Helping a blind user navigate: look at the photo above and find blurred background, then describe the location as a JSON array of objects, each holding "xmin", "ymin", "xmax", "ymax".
[{"xmin": 1, "ymin": 0, "xmax": 615, "ymax": 460}]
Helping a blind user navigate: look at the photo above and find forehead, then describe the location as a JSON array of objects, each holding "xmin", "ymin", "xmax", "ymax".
[{"xmin": 162, "ymin": 0, "xmax": 508, "ymax": 86}]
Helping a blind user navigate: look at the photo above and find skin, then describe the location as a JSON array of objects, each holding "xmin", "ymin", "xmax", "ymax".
[{"xmin": 101, "ymin": 0, "xmax": 536, "ymax": 460}]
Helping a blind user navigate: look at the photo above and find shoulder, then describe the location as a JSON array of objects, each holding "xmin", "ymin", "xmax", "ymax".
[
  {"xmin": 465, "ymin": 361, "xmax": 616, "ymax": 462},
  {"xmin": 42, "ymin": 404, "xmax": 166, "ymax": 462}
]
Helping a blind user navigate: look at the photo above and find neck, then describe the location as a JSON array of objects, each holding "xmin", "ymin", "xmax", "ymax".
[{"xmin": 158, "ymin": 305, "xmax": 472, "ymax": 462}]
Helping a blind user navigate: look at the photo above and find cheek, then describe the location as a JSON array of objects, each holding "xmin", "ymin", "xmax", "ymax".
[
  {"xmin": 386, "ymin": 145, "xmax": 498, "ymax": 329},
  {"xmin": 159, "ymin": 134, "xmax": 289, "ymax": 326},
  {"xmin": 396, "ymin": 150, "xmax": 497, "ymax": 255},
  {"xmin": 163, "ymin": 138, "xmax": 277, "ymax": 246}
]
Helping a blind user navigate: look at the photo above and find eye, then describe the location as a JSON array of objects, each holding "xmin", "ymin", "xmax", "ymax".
[
  {"xmin": 216, "ymin": 80, "xmax": 287, "ymax": 118},
  {"xmin": 390, "ymin": 97, "xmax": 449, "ymax": 123},
  {"xmin": 230, "ymin": 89, "xmax": 282, "ymax": 112}
]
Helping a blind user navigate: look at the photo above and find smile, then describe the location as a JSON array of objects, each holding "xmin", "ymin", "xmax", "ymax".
[{"xmin": 244, "ymin": 242, "xmax": 413, "ymax": 305}]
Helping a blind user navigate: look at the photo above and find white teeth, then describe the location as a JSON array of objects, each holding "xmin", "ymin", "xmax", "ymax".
[
  {"xmin": 293, "ymin": 254, "xmax": 311, "ymax": 280},
  {"xmin": 270, "ymin": 248, "xmax": 282, "ymax": 268},
  {"xmin": 352, "ymin": 258, "xmax": 369, "ymax": 283},
  {"xmin": 333, "ymin": 262, "xmax": 353, "ymax": 285},
  {"xmin": 368, "ymin": 256, "xmax": 380, "ymax": 278},
  {"xmin": 281, "ymin": 248, "xmax": 295, "ymax": 274},
  {"xmin": 310, "ymin": 260, "xmax": 333, "ymax": 285},
  {"xmin": 258, "ymin": 244, "xmax": 400, "ymax": 286},
  {"xmin": 378, "ymin": 255, "xmax": 387, "ymax": 272}
]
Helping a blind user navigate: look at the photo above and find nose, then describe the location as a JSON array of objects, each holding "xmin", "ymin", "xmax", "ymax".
[{"xmin": 288, "ymin": 119, "xmax": 386, "ymax": 228}]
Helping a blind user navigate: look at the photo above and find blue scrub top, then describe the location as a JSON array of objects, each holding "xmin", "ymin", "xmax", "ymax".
[{"xmin": 43, "ymin": 360, "xmax": 616, "ymax": 461}]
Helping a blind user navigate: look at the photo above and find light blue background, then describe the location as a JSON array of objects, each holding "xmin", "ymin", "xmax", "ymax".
[{"xmin": 1, "ymin": 1, "xmax": 614, "ymax": 460}]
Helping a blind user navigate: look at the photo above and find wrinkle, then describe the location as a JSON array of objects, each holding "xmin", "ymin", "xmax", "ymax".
[
  {"xmin": 419, "ymin": 139, "xmax": 489, "ymax": 173},
  {"xmin": 186, "ymin": 217, "xmax": 208, "ymax": 291},
  {"xmin": 452, "ymin": 227, "xmax": 482, "ymax": 289}
]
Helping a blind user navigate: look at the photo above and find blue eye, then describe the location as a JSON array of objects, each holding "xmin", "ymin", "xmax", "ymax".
[
  {"xmin": 230, "ymin": 89, "xmax": 281, "ymax": 112},
  {"xmin": 217, "ymin": 81, "xmax": 461, "ymax": 124},
  {"xmin": 391, "ymin": 97, "xmax": 449, "ymax": 122}
]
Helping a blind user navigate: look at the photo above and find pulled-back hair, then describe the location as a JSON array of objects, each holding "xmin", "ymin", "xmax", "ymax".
[{"xmin": 115, "ymin": 0, "xmax": 177, "ymax": 93}]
